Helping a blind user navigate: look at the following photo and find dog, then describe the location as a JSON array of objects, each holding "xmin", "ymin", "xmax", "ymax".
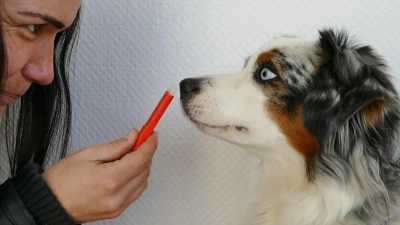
[{"xmin": 179, "ymin": 29, "xmax": 400, "ymax": 225}]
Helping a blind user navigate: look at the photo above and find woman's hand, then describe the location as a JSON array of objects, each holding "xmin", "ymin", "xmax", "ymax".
[{"xmin": 41, "ymin": 129, "xmax": 158, "ymax": 223}]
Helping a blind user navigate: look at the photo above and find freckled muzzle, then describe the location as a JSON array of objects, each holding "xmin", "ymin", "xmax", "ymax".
[
  {"xmin": 179, "ymin": 77, "xmax": 248, "ymax": 132},
  {"xmin": 179, "ymin": 77, "xmax": 204, "ymax": 118}
]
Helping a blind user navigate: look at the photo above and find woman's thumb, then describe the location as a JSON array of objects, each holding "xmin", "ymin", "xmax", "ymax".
[{"xmin": 94, "ymin": 129, "xmax": 138, "ymax": 163}]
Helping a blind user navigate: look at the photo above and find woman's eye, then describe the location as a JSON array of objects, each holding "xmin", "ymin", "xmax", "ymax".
[
  {"xmin": 27, "ymin": 25, "xmax": 39, "ymax": 33},
  {"xmin": 260, "ymin": 68, "xmax": 276, "ymax": 80}
]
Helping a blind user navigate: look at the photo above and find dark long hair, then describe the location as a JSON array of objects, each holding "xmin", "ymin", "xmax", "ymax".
[{"xmin": 1, "ymin": 8, "xmax": 82, "ymax": 177}]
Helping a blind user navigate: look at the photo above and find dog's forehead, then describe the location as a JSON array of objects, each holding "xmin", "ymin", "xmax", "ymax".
[
  {"xmin": 270, "ymin": 37, "xmax": 315, "ymax": 49},
  {"xmin": 246, "ymin": 38, "xmax": 317, "ymax": 64},
  {"xmin": 262, "ymin": 38, "xmax": 316, "ymax": 57}
]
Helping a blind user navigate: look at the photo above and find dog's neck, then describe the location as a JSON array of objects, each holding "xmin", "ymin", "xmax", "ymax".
[{"xmin": 242, "ymin": 143, "xmax": 357, "ymax": 225}]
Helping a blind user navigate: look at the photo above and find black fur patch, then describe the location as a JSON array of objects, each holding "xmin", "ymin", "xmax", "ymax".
[{"xmin": 302, "ymin": 29, "xmax": 400, "ymax": 223}]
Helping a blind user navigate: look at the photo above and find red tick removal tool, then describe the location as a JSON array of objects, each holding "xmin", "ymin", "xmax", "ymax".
[{"xmin": 132, "ymin": 84, "xmax": 176, "ymax": 151}]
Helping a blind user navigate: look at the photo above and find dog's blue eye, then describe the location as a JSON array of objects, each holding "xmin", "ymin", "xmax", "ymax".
[{"xmin": 261, "ymin": 68, "xmax": 276, "ymax": 80}]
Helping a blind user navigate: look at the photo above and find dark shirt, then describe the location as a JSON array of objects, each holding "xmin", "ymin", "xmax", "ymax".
[{"xmin": 0, "ymin": 163, "xmax": 76, "ymax": 225}]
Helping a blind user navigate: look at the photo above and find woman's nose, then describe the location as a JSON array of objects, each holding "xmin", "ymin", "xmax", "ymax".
[{"xmin": 21, "ymin": 42, "xmax": 55, "ymax": 85}]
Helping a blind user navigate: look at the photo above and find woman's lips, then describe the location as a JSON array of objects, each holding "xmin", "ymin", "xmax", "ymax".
[{"xmin": 1, "ymin": 91, "xmax": 20, "ymax": 103}]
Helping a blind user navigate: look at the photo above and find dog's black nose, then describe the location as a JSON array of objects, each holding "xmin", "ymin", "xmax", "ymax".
[{"xmin": 179, "ymin": 78, "xmax": 202, "ymax": 99}]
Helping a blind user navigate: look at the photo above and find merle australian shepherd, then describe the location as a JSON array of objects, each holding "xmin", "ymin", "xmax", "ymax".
[{"xmin": 179, "ymin": 29, "xmax": 400, "ymax": 224}]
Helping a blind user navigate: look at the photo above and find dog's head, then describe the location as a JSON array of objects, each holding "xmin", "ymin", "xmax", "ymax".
[{"xmin": 180, "ymin": 29, "xmax": 399, "ymax": 178}]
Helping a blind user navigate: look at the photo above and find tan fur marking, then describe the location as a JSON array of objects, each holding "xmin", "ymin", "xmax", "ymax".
[
  {"xmin": 363, "ymin": 100, "xmax": 387, "ymax": 127},
  {"xmin": 256, "ymin": 51, "xmax": 285, "ymax": 78},
  {"xmin": 268, "ymin": 104, "xmax": 320, "ymax": 175},
  {"xmin": 256, "ymin": 51, "xmax": 276, "ymax": 65}
]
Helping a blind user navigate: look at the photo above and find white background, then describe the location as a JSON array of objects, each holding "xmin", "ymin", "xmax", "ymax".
[{"xmin": 70, "ymin": 1, "xmax": 400, "ymax": 224}]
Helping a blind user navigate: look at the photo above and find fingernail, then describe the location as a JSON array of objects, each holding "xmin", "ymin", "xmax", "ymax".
[
  {"xmin": 126, "ymin": 129, "xmax": 134, "ymax": 139},
  {"xmin": 154, "ymin": 131, "xmax": 159, "ymax": 138}
]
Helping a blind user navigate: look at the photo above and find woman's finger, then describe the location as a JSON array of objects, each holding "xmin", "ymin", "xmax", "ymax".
[
  {"xmin": 111, "ymin": 131, "xmax": 158, "ymax": 181},
  {"xmin": 121, "ymin": 180, "xmax": 149, "ymax": 211},
  {"xmin": 92, "ymin": 129, "xmax": 138, "ymax": 163},
  {"xmin": 101, "ymin": 169, "xmax": 151, "ymax": 218},
  {"xmin": 118, "ymin": 163, "xmax": 151, "ymax": 198}
]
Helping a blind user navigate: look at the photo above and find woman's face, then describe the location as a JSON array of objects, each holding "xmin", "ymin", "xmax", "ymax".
[{"xmin": 0, "ymin": 0, "xmax": 81, "ymax": 114}]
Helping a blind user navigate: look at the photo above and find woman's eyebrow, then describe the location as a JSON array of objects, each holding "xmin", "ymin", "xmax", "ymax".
[{"xmin": 18, "ymin": 11, "xmax": 65, "ymax": 29}]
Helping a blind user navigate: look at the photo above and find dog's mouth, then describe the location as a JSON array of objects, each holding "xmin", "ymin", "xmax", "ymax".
[
  {"xmin": 190, "ymin": 118, "xmax": 248, "ymax": 132},
  {"xmin": 181, "ymin": 102, "xmax": 248, "ymax": 132}
]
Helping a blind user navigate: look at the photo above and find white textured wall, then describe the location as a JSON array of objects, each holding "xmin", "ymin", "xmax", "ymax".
[{"xmin": 71, "ymin": 1, "xmax": 400, "ymax": 224}]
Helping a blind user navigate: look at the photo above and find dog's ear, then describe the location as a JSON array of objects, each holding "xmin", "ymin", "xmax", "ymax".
[{"xmin": 302, "ymin": 29, "xmax": 394, "ymax": 142}]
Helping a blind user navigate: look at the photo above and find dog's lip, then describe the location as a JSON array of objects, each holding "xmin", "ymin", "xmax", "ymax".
[{"xmin": 191, "ymin": 118, "xmax": 248, "ymax": 132}]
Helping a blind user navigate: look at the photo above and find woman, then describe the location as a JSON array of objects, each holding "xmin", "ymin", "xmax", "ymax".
[{"xmin": 0, "ymin": 0, "xmax": 158, "ymax": 224}]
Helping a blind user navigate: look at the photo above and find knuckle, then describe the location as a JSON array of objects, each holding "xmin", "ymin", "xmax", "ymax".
[
  {"xmin": 109, "ymin": 139, "xmax": 122, "ymax": 148},
  {"xmin": 109, "ymin": 211, "xmax": 123, "ymax": 219},
  {"xmin": 80, "ymin": 146, "xmax": 93, "ymax": 155},
  {"xmin": 150, "ymin": 138, "xmax": 158, "ymax": 151},
  {"xmin": 136, "ymin": 170, "xmax": 151, "ymax": 186},
  {"xmin": 138, "ymin": 155, "xmax": 152, "ymax": 170},
  {"xmin": 102, "ymin": 177, "xmax": 120, "ymax": 194},
  {"xmin": 144, "ymin": 168, "xmax": 151, "ymax": 179},
  {"xmin": 105, "ymin": 198, "xmax": 124, "ymax": 218},
  {"xmin": 151, "ymin": 137, "xmax": 158, "ymax": 149},
  {"xmin": 143, "ymin": 180, "xmax": 149, "ymax": 190}
]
